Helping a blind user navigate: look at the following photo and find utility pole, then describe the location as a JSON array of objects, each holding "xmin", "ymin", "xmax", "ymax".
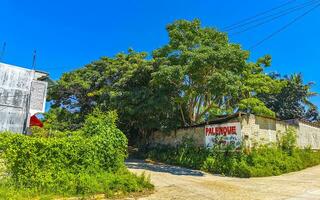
[
  {"xmin": 0, "ymin": 42, "xmax": 6, "ymax": 62},
  {"xmin": 32, "ymin": 50, "xmax": 37, "ymax": 70},
  {"xmin": 23, "ymin": 50, "xmax": 37, "ymax": 134},
  {"xmin": 22, "ymin": 94, "xmax": 31, "ymax": 134}
]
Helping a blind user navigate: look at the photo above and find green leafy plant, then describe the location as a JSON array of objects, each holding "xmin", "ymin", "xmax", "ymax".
[
  {"xmin": 0, "ymin": 110, "xmax": 153, "ymax": 199},
  {"xmin": 279, "ymin": 127, "xmax": 297, "ymax": 155}
]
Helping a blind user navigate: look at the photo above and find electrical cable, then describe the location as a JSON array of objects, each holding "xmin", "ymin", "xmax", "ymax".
[
  {"xmin": 228, "ymin": 0, "xmax": 320, "ymax": 34},
  {"xmin": 222, "ymin": 0, "xmax": 297, "ymax": 30},
  {"xmin": 249, "ymin": 2, "xmax": 320, "ymax": 50}
]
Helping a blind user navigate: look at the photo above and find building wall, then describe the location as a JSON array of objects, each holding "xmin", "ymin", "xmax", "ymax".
[
  {"xmin": 0, "ymin": 63, "xmax": 49, "ymax": 134},
  {"xmin": 0, "ymin": 63, "xmax": 34, "ymax": 133},
  {"xmin": 150, "ymin": 118, "xmax": 241, "ymax": 147},
  {"xmin": 240, "ymin": 115, "xmax": 296, "ymax": 148},
  {"xmin": 297, "ymin": 122, "xmax": 320, "ymax": 149},
  {"xmin": 151, "ymin": 126, "xmax": 205, "ymax": 147},
  {"xmin": 149, "ymin": 114, "xmax": 320, "ymax": 150}
]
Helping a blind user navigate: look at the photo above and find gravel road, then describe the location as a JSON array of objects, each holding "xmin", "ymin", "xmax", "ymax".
[{"xmin": 126, "ymin": 160, "xmax": 320, "ymax": 200}]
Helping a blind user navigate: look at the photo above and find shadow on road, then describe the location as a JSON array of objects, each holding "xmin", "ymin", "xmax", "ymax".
[{"xmin": 126, "ymin": 160, "xmax": 204, "ymax": 176}]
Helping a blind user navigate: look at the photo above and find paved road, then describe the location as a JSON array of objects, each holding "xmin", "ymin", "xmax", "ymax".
[{"xmin": 126, "ymin": 160, "xmax": 320, "ymax": 200}]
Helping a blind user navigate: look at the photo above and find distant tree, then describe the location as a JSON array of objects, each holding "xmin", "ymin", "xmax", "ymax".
[
  {"xmin": 259, "ymin": 73, "xmax": 318, "ymax": 120},
  {"xmin": 305, "ymin": 107, "xmax": 320, "ymax": 122}
]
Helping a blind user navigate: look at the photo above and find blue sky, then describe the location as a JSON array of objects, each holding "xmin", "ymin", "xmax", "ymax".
[{"xmin": 1, "ymin": 0, "xmax": 320, "ymax": 106}]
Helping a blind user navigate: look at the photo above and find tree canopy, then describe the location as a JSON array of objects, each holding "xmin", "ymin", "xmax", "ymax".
[
  {"xmin": 48, "ymin": 19, "xmax": 318, "ymax": 140},
  {"xmin": 152, "ymin": 19, "xmax": 283, "ymax": 125}
]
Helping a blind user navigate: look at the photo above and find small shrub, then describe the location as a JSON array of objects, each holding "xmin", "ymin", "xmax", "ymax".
[
  {"xmin": 234, "ymin": 159, "xmax": 251, "ymax": 178},
  {"xmin": 280, "ymin": 127, "xmax": 297, "ymax": 155},
  {"xmin": 201, "ymin": 157, "xmax": 215, "ymax": 173},
  {"xmin": 146, "ymin": 137, "xmax": 209, "ymax": 169}
]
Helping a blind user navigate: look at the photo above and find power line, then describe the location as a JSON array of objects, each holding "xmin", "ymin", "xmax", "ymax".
[
  {"xmin": 228, "ymin": 0, "xmax": 320, "ymax": 34},
  {"xmin": 249, "ymin": 2, "xmax": 320, "ymax": 50},
  {"xmin": 222, "ymin": 0, "xmax": 297, "ymax": 30}
]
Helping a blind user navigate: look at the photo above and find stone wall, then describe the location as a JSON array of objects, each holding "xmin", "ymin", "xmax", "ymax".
[{"xmin": 149, "ymin": 114, "xmax": 320, "ymax": 150}]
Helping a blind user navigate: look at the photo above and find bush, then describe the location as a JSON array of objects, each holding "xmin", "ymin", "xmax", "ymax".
[
  {"xmin": 147, "ymin": 137, "xmax": 209, "ymax": 169},
  {"xmin": 0, "ymin": 110, "xmax": 153, "ymax": 198},
  {"xmin": 0, "ymin": 170, "xmax": 153, "ymax": 199},
  {"xmin": 146, "ymin": 129, "xmax": 320, "ymax": 178},
  {"xmin": 279, "ymin": 128, "xmax": 297, "ymax": 155}
]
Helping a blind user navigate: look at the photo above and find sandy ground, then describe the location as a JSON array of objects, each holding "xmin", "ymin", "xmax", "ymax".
[{"xmin": 126, "ymin": 160, "xmax": 320, "ymax": 200}]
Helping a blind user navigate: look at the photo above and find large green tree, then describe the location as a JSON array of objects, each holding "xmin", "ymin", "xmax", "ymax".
[
  {"xmin": 151, "ymin": 19, "xmax": 283, "ymax": 125},
  {"xmin": 49, "ymin": 19, "xmax": 315, "ymax": 141},
  {"xmin": 49, "ymin": 50, "xmax": 180, "ymax": 141}
]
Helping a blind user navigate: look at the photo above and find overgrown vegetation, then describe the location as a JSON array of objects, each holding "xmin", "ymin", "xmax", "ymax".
[
  {"xmin": 1, "ymin": 18, "xmax": 319, "ymax": 199},
  {"xmin": 0, "ymin": 110, "xmax": 153, "ymax": 199},
  {"xmin": 145, "ymin": 129, "xmax": 320, "ymax": 178}
]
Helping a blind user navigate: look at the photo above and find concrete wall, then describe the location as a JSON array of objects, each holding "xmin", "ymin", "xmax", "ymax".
[
  {"xmin": 151, "ymin": 126, "xmax": 205, "ymax": 147},
  {"xmin": 150, "ymin": 114, "xmax": 320, "ymax": 150},
  {"xmin": 240, "ymin": 115, "xmax": 295, "ymax": 148},
  {"xmin": 297, "ymin": 122, "xmax": 320, "ymax": 149}
]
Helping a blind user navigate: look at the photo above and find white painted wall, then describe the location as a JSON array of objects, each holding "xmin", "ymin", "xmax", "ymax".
[{"xmin": 297, "ymin": 122, "xmax": 320, "ymax": 149}]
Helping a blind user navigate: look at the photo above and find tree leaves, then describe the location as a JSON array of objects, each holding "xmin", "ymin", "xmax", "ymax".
[
  {"xmin": 259, "ymin": 73, "xmax": 318, "ymax": 120},
  {"xmin": 48, "ymin": 19, "xmax": 318, "ymax": 140}
]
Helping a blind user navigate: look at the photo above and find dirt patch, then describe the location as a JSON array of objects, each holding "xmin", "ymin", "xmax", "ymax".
[{"xmin": 127, "ymin": 160, "xmax": 320, "ymax": 200}]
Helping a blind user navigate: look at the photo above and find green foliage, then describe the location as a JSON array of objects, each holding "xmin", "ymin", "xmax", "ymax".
[
  {"xmin": 259, "ymin": 73, "xmax": 318, "ymax": 120},
  {"xmin": 48, "ymin": 19, "xmax": 296, "ymax": 144},
  {"xmin": 0, "ymin": 170, "xmax": 153, "ymax": 199},
  {"xmin": 48, "ymin": 50, "xmax": 181, "ymax": 143},
  {"xmin": 43, "ymin": 107, "xmax": 83, "ymax": 131},
  {"xmin": 236, "ymin": 55, "xmax": 285, "ymax": 117},
  {"xmin": 0, "ymin": 110, "xmax": 153, "ymax": 198},
  {"xmin": 279, "ymin": 128, "xmax": 297, "ymax": 155},
  {"xmin": 152, "ymin": 19, "xmax": 249, "ymax": 125},
  {"xmin": 145, "ymin": 129, "xmax": 320, "ymax": 178},
  {"xmin": 238, "ymin": 98, "xmax": 275, "ymax": 117},
  {"xmin": 147, "ymin": 138, "xmax": 208, "ymax": 169},
  {"xmin": 152, "ymin": 20, "xmax": 284, "ymax": 124}
]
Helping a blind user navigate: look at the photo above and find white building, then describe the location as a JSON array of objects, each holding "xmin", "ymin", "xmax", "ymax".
[{"xmin": 0, "ymin": 62, "xmax": 50, "ymax": 133}]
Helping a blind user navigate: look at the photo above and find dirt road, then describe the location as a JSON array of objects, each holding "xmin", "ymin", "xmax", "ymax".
[{"xmin": 126, "ymin": 160, "xmax": 320, "ymax": 200}]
